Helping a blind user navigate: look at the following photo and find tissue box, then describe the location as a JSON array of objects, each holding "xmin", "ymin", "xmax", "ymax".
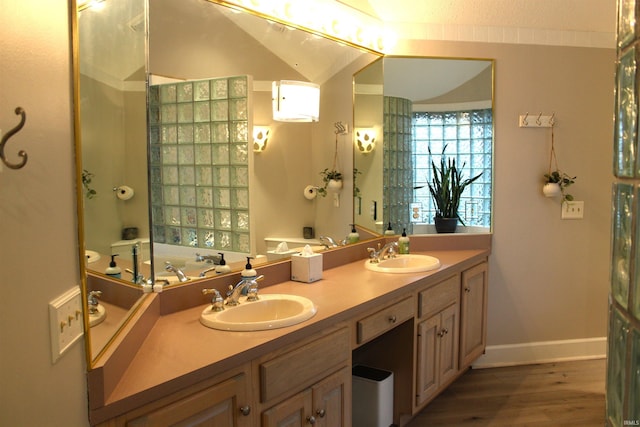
[{"xmin": 291, "ymin": 253, "xmax": 323, "ymax": 283}]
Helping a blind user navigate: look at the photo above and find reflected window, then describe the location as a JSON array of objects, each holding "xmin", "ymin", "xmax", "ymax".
[{"xmin": 412, "ymin": 109, "xmax": 492, "ymax": 227}]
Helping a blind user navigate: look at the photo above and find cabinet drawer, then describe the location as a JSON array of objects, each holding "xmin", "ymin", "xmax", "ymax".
[
  {"xmin": 357, "ymin": 297, "xmax": 414, "ymax": 344},
  {"xmin": 418, "ymin": 275, "xmax": 459, "ymax": 319},
  {"xmin": 260, "ymin": 328, "xmax": 350, "ymax": 403}
]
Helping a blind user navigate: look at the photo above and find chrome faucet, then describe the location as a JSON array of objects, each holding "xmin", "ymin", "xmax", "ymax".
[
  {"xmin": 195, "ymin": 253, "xmax": 222, "ymax": 264},
  {"xmin": 199, "ymin": 265, "xmax": 217, "ymax": 278},
  {"xmin": 319, "ymin": 235, "xmax": 346, "ymax": 249},
  {"xmin": 87, "ymin": 290, "xmax": 102, "ymax": 314},
  {"xmin": 367, "ymin": 241, "xmax": 399, "ymax": 263},
  {"xmin": 226, "ymin": 275, "xmax": 264, "ymax": 306},
  {"xmin": 125, "ymin": 268, "xmax": 151, "ymax": 286},
  {"xmin": 165, "ymin": 261, "xmax": 189, "ymax": 282}
]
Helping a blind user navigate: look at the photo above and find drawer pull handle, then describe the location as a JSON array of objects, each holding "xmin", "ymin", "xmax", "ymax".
[
  {"xmin": 239, "ymin": 405, "xmax": 251, "ymax": 416},
  {"xmin": 316, "ymin": 409, "xmax": 326, "ymax": 418},
  {"xmin": 388, "ymin": 315, "xmax": 397, "ymax": 323},
  {"xmin": 307, "ymin": 415, "xmax": 317, "ymax": 424}
]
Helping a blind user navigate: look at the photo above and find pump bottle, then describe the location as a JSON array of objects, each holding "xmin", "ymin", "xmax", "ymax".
[
  {"xmin": 215, "ymin": 253, "xmax": 231, "ymax": 274},
  {"xmin": 105, "ymin": 254, "xmax": 122, "ymax": 278},
  {"xmin": 348, "ymin": 224, "xmax": 360, "ymax": 244},
  {"xmin": 398, "ymin": 229, "xmax": 410, "ymax": 254}
]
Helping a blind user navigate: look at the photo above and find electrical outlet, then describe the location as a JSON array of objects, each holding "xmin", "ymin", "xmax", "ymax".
[
  {"xmin": 49, "ymin": 287, "xmax": 84, "ymax": 363},
  {"xmin": 562, "ymin": 201, "xmax": 584, "ymax": 220}
]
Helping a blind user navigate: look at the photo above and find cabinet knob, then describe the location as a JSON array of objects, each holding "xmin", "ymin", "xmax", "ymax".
[
  {"xmin": 239, "ymin": 405, "xmax": 251, "ymax": 416},
  {"xmin": 464, "ymin": 287, "xmax": 471, "ymax": 293},
  {"xmin": 316, "ymin": 409, "xmax": 326, "ymax": 418},
  {"xmin": 307, "ymin": 415, "xmax": 317, "ymax": 424},
  {"xmin": 388, "ymin": 315, "xmax": 397, "ymax": 323}
]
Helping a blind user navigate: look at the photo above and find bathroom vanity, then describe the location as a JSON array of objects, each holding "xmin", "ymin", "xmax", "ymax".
[{"xmin": 88, "ymin": 235, "xmax": 490, "ymax": 426}]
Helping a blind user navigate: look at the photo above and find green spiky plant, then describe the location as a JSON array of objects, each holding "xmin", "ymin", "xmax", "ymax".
[{"xmin": 427, "ymin": 147, "xmax": 483, "ymax": 225}]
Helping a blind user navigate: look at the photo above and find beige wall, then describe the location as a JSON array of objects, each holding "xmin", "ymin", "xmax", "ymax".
[
  {"xmin": 395, "ymin": 39, "xmax": 614, "ymax": 346},
  {"xmin": 0, "ymin": 2, "xmax": 614, "ymax": 426},
  {"xmin": 0, "ymin": 1, "xmax": 89, "ymax": 426}
]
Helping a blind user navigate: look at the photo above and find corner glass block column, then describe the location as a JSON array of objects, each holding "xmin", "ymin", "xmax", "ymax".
[
  {"xmin": 383, "ymin": 96, "xmax": 413, "ymax": 233},
  {"xmin": 149, "ymin": 76, "xmax": 250, "ymax": 253},
  {"xmin": 609, "ymin": 0, "xmax": 640, "ymax": 424}
]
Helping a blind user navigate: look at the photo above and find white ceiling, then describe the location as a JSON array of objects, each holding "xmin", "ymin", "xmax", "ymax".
[{"xmin": 340, "ymin": 0, "xmax": 616, "ymax": 33}]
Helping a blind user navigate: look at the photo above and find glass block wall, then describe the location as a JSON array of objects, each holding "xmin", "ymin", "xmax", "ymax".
[
  {"xmin": 608, "ymin": 1, "xmax": 640, "ymax": 424},
  {"xmin": 148, "ymin": 76, "xmax": 251, "ymax": 254},
  {"xmin": 383, "ymin": 96, "xmax": 414, "ymax": 234}
]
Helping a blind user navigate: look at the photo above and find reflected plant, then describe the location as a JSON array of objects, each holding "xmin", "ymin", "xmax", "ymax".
[{"xmin": 82, "ymin": 169, "xmax": 97, "ymax": 199}]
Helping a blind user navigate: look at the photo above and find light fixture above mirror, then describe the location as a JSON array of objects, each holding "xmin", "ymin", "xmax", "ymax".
[{"xmin": 272, "ymin": 80, "xmax": 320, "ymax": 122}]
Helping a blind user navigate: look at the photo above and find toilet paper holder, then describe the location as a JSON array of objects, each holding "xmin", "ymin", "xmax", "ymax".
[{"xmin": 113, "ymin": 185, "xmax": 135, "ymax": 200}]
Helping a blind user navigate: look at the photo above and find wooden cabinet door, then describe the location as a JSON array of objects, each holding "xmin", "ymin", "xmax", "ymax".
[
  {"xmin": 126, "ymin": 373, "xmax": 251, "ymax": 427},
  {"xmin": 311, "ymin": 366, "xmax": 351, "ymax": 427},
  {"xmin": 416, "ymin": 315, "xmax": 440, "ymax": 406},
  {"xmin": 460, "ymin": 262, "xmax": 489, "ymax": 368},
  {"xmin": 438, "ymin": 304, "xmax": 459, "ymax": 385},
  {"xmin": 262, "ymin": 389, "xmax": 313, "ymax": 427}
]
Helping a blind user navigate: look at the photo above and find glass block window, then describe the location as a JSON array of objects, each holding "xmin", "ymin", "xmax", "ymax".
[
  {"xmin": 149, "ymin": 76, "xmax": 250, "ymax": 253},
  {"xmin": 412, "ymin": 109, "xmax": 493, "ymax": 227}
]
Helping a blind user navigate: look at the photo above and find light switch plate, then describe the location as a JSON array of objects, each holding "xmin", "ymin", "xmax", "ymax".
[
  {"xmin": 562, "ymin": 201, "xmax": 584, "ymax": 219},
  {"xmin": 49, "ymin": 287, "xmax": 84, "ymax": 363}
]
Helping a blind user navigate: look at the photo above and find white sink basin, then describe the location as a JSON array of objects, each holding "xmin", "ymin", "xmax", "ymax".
[
  {"xmin": 365, "ymin": 254, "xmax": 441, "ymax": 274},
  {"xmin": 200, "ymin": 294, "xmax": 317, "ymax": 331},
  {"xmin": 85, "ymin": 250, "xmax": 101, "ymax": 264}
]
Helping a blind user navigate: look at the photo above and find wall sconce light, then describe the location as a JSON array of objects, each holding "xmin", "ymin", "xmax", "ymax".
[
  {"xmin": 272, "ymin": 80, "xmax": 320, "ymax": 122},
  {"xmin": 355, "ymin": 128, "xmax": 376, "ymax": 153},
  {"xmin": 253, "ymin": 126, "xmax": 270, "ymax": 152}
]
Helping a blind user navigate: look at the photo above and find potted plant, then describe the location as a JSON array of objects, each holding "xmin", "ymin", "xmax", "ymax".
[
  {"xmin": 318, "ymin": 122, "xmax": 347, "ymax": 198},
  {"xmin": 543, "ymin": 170, "xmax": 575, "ymax": 202},
  {"xmin": 427, "ymin": 147, "xmax": 483, "ymax": 233},
  {"xmin": 317, "ymin": 168, "xmax": 343, "ymax": 197},
  {"xmin": 543, "ymin": 126, "xmax": 576, "ymax": 202}
]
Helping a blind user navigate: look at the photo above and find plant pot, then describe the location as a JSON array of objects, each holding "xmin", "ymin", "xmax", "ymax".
[
  {"xmin": 543, "ymin": 182, "xmax": 561, "ymax": 198},
  {"xmin": 435, "ymin": 217, "xmax": 458, "ymax": 233},
  {"xmin": 327, "ymin": 179, "xmax": 343, "ymax": 193}
]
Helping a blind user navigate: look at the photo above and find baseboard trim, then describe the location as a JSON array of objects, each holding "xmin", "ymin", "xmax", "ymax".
[{"xmin": 472, "ymin": 337, "xmax": 607, "ymax": 369}]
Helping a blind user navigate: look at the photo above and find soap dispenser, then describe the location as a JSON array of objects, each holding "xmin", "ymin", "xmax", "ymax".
[
  {"xmin": 398, "ymin": 229, "xmax": 410, "ymax": 254},
  {"xmin": 105, "ymin": 254, "xmax": 121, "ymax": 278},
  {"xmin": 348, "ymin": 224, "xmax": 360, "ymax": 244},
  {"xmin": 384, "ymin": 222, "xmax": 395, "ymax": 236},
  {"xmin": 241, "ymin": 257, "xmax": 257, "ymax": 279},
  {"xmin": 215, "ymin": 253, "xmax": 231, "ymax": 274}
]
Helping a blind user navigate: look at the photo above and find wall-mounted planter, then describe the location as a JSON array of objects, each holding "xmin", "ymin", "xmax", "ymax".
[
  {"xmin": 542, "ymin": 182, "xmax": 561, "ymax": 198},
  {"xmin": 327, "ymin": 179, "xmax": 343, "ymax": 193}
]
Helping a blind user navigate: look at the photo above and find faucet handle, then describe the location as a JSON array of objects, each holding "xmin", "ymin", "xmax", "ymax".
[{"xmin": 202, "ymin": 288, "xmax": 224, "ymax": 311}]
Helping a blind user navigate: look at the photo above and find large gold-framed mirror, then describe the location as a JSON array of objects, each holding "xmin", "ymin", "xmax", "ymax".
[
  {"xmin": 353, "ymin": 56, "xmax": 494, "ymax": 235},
  {"xmin": 76, "ymin": 0, "xmax": 381, "ymax": 365}
]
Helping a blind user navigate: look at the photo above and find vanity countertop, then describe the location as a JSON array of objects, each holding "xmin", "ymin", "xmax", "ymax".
[{"xmin": 91, "ymin": 247, "xmax": 489, "ymax": 422}]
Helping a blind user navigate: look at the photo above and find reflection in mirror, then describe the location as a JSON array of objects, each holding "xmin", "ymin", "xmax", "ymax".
[
  {"xmin": 77, "ymin": 0, "xmax": 380, "ymax": 364},
  {"xmin": 147, "ymin": 0, "xmax": 377, "ymax": 275},
  {"xmin": 354, "ymin": 56, "xmax": 494, "ymax": 235},
  {"xmin": 78, "ymin": 0, "xmax": 149, "ymax": 362}
]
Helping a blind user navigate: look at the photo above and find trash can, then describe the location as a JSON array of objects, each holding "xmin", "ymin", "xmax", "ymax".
[{"xmin": 352, "ymin": 365, "xmax": 394, "ymax": 427}]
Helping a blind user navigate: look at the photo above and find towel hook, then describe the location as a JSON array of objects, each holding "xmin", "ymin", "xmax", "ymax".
[
  {"xmin": 1, "ymin": 107, "xmax": 28, "ymax": 170},
  {"xmin": 549, "ymin": 112, "xmax": 556, "ymax": 126},
  {"xmin": 536, "ymin": 112, "xmax": 543, "ymax": 126},
  {"xmin": 522, "ymin": 112, "xmax": 529, "ymax": 126}
]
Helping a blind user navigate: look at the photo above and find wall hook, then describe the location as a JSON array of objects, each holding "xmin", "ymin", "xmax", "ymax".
[{"xmin": 1, "ymin": 107, "xmax": 28, "ymax": 170}]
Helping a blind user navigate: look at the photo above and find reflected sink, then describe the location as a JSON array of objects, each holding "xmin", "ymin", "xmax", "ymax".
[
  {"xmin": 85, "ymin": 250, "xmax": 101, "ymax": 264},
  {"xmin": 200, "ymin": 294, "xmax": 317, "ymax": 331},
  {"xmin": 365, "ymin": 254, "xmax": 441, "ymax": 274}
]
